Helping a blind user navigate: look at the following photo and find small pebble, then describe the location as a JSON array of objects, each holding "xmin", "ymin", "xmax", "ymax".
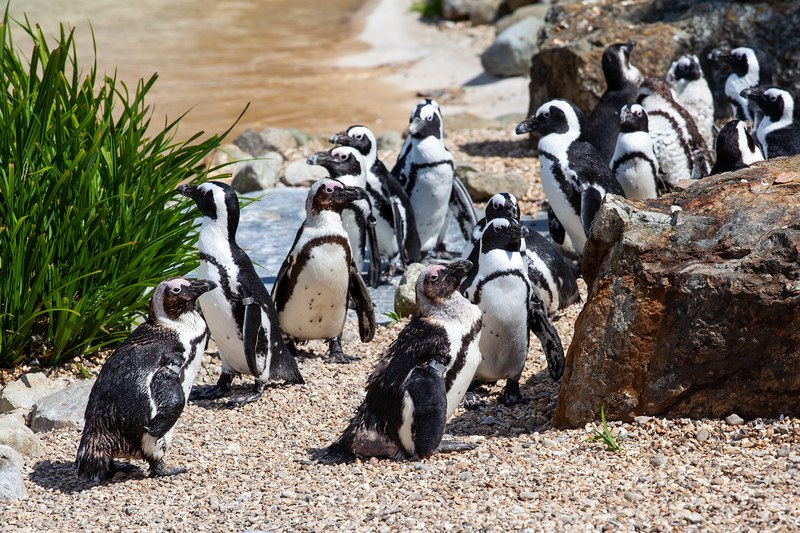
[
  {"xmin": 209, "ymin": 496, "xmax": 220, "ymax": 510},
  {"xmin": 480, "ymin": 416, "xmax": 498, "ymax": 425},
  {"xmin": 634, "ymin": 416, "xmax": 651, "ymax": 425},
  {"xmin": 623, "ymin": 492, "xmax": 643, "ymax": 503},
  {"xmin": 650, "ymin": 454, "xmax": 667, "ymax": 467},
  {"xmin": 696, "ymin": 429, "xmax": 709, "ymax": 442},
  {"xmin": 518, "ymin": 491, "xmax": 536, "ymax": 500},
  {"xmin": 778, "ymin": 446, "xmax": 790, "ymax": 458},
  {"xmin": 459, "ymin": 472, "xmax": 473, "ymax": 481},
  {"xmin": 726, "ymin": 414, "xmax": 744, "ymax": 426},
  {"xmin": 543, "ymin": 439, "xmax": 558, "ymax": 448},
  {"xmin": 686, "ymin": 512, "xmax": 704, "ymax": 524}
]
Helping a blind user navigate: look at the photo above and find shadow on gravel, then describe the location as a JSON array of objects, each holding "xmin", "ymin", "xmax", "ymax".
[
  {"xmin": 457, "ymin": 138, "xmax": 538, "ymax": 159},
  {"xmin": 28, "ymin": 458, "xmax": 122, "ymax": 494}
]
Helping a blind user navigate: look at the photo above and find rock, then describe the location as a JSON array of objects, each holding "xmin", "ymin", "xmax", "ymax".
[
  {"xmin": 0, "ymin": 372, "xmax": 68, "ymax": 414},
  {"xmin": 444, "ymin": 113, "xmax": 503, "ymax": 132},
  {"xmin": 281, "ymin": 159, "xmax": 328, "ymax": 188},
  {"xmin": 634, "ymin": 416, "xmax": 652, "ymax": 425},
  {"xmin": 233, "ymin": 129, "xmax": 269, "ymax": 156},
  {"xmin": 260, "ymin": 127, "xmax": 298, "ymax": 156},
  {"xmin": 518, "ymin": 491, "xmax": 536, "ymax": 500},
  {"xmin": 553, "ymin": 156, "xmax": 800, "ymax": 428},
  {"xmin": 726, "ymin": 414, "xmax": 744, "ymax": 426},
  {"xmin": 624, "ymin": 491, "xmax": 644, "ymax": 503},
  {"xmin": 482, "ymin": 17, "xmax": 543, "ymax": 78},
  {"xmin": 469, "ymin": 0, "xmax": 501, "ymax": 25},
  {"xmin": 394, "ymin": 263, "xmax": 426, "ymax": 317},
  {"xmin": 0, "ymin": 415, "xmax": 46, "ymax": 457},
  {"xmin": 542, "ymin": 438, "xmax": 558, "ymax": 448},
  {"xmin": 340, "ymin": 330, "xmax": 359, "ymax": 345},
  {"xmin": 0, "ymin": 445, "xmax": 25, "ymax": 472},
  {"xmin": 30, "ymin": 379, "xmax": 95, "ymax": 433},
  {"xmin": 650, "ymin": 454, "xmax": 667, "ymax": 467},
  {"xmin": 506, "ymin": 0, "xmax": 537, "ymax": 12},
  {"xmin": 0, "ymin": 465, "xmax": 26, "ymax": 502},
  {"xmin": 286, "ymin": 128, "xmax": 319, "ymax": 147},
  {"xmin": 208, "ymin": 144, "xmax": 251, "ymax": 181},
  {"xmin": 495, "ymin": 3, "xmax": 551, "ymax": 34},
  {"xmin": 686, "ymin": 512, "xmax": 704, "ymax": 524},
  {"xmin": 460, "ymin": 170, "xmax": 529, "ymax": 202},
  {"xmin": 376, "ymin": 131, "xmax": 403, "ymax": 151},
  {"xmin": 231, "ymin": 151, "xmax": 284, "ymax": 193},
  {"xmin": 696, "ymin": 429, "xmax": 710, "ymax": 442},
  {"xmin": 442, "ymin": 0, "xmax": 472, "ymax": 21}
]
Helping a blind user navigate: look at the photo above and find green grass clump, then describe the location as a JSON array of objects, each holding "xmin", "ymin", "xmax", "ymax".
[
  {"xmin": 409, "ymin": 0, "xmax": 443, "ymax": 19},
  {"xmin": 0, "ymin": 10, "xmax": 234, "ymax": 367},
  {"xmin": 585, "ymin": 405, "xmax": 623, "ymax": 452}
]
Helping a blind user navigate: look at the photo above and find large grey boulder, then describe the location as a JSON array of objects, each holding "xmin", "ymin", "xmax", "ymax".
[
  {"xmin": 506, "ymin": 0, "xmax": 538, "ymax": 12},
  {"xmin": 231, "ymin": 151, "xmax": 284, "ymax": 193},
  {"xmin": 443, "ymin": 0, "xmax": 472, "ymax": 21},
  {"xmin": 281, "ymin": 159, "xmax": 328, "ymax": 188},
  {"xmin": 232, "ymin": 129, "xmax": 269, "ymax": 156},
  {"xmin": 208, "ymin": 144, "xmax": 251, "ymax": 181},
  {"xmin": 260, "ymin": 127, "xmax": 298, "ymax": 157},
  {"xmin": 0, "ymin": 415, "xmax": 46, "ymax": 457},
  {"xmin": 0, "ymin": 373, "xmax": 68, "ymax": 414},
  {"xmin": 460, "ymin": 170, "xmax": 529, "ymax": 202},
  {"xmin": 0, "ymin": 465, "xmax": 26, "ymax": 502},
  {"xmin": 470, "ymin": 0, "xmax": 501, "ymax": 25},
  {"xmin": 0, "ymin": 445, "xmax": 24, "ymax": 472},
  {"xmin": 495, "ymin": 3, "xmax": 552, "ymax": 34},
  {"xmin": 482, "ymin": 17, "xmax": 544, "ymax": 78},
  {"xmin": 394, "ymin": 263, "xmax": 427, "ymax": 318},
  {"xmin": 30, "ymin": 379, "xmax": 95, "ymax": 433}
]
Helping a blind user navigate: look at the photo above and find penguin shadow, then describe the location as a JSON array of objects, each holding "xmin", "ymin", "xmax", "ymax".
[
  {"xmin": 189, "ymin": 380, "xmax": 300, "ymax": 411},
  {"xmin": 457, "ymin": 137, "xmax": 538, "ymax": 159},
  {"xmin": 27, "ymin": 458, "xmax": 147, "ymax": 493}
]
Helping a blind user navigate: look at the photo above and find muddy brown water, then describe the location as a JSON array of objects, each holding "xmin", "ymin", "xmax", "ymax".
[{"xmin": 8, "ymin": 0, "xmax": 410, "ymax": 141}]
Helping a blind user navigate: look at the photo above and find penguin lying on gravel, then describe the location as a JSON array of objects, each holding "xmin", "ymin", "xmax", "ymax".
[
  {"xmin": 666, "ymin": 55, "xmax": 715, "ymax": 149},
  {"xmin": 741, "ymin": 86, "xmax": 800, "ymax": 159},
  {"xmin": 77, "ymin": 277, "xmax": 216, "ymax": 481},
  {"xmin": 461, "ymin": 218, "xmax": 565, "ymax": 407},
  {"xmin": 610, "ymin": 104, "xmax": 660, "ymax": 199},
  {"xmin": 709, "ymin": 46, "xmax": 772, "ymax": 125},
  {"xmin": 325, "ymin": 260, "xmax": 481, "ymax": 462},
  {"xmin": 272, "ymin": 179, "xmax": 376, "ymax": 364},
  {"xmin": 709, "ymin": 120, "xmax": 764, "ymax": 175},
  {"xmin": 178, "ymin": 182, "xmax": 304, "ymax": 406}
]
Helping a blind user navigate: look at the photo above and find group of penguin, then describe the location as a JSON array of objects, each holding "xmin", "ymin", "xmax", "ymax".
[{"xmin": 75, "ymin": 41, "xmax": 800, "ymax": 480}]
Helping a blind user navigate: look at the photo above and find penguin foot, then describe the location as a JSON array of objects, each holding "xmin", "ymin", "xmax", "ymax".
[
  {"xmin": 428, "ymin": 243, "xmax": 458, "ymax": 260},
  {"xmin": 325, "ymin": 338, "xmax": 360, "ymax": 364},
  {"xmin": 461, "ymin": 392, "xmax": 486, "ymax": 410},
  {"xmin": 284, "ymin": 338, "xmax": 300, "ymax": 358},
  {"xmin": 498, "ymin": 382, "xmax": 528, "ymax": 407},
  {"xmin": 227, "ymin": 391, "xmax": 262, "ymax": 408},
  {"xmin": 148, "ymin": 459, "xmax": 187, "ymax": 478},
  {"xmin": 189, "ymin": 373, "xmax": 233, "ymax": 401},
  {"xmin": 379, "ymin": 263, "xmax": 398, "ymax": 285}
]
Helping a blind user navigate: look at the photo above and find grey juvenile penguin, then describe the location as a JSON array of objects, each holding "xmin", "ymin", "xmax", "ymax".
[{"xmin": 666, "ymin": 55, "xmax": 715, "ymax": 149}]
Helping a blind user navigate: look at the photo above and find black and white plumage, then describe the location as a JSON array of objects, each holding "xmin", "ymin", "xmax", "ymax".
[
  {"xmin": 330, "ymin": 125, "xmax": 421, "ymax": 280},
  {"xmin": 666, "ymin": 55, "xmax": 715, "ymax": 148},
  {"xmin": 462, "ymin": 193, "xmax": 580, "ymax": 314},
  {"xmin": 325, "ymin": 260, "xmax": 481, "ymax": 463},
  {"xmin": 584, "ymin": 41, "xmax": 643, "ymax": 163},
  {"xmin": 516, "ymin": 99, "xmax": 626, "ymax": 255},
  {"xmin": 272, "ymin": 179, "xmax": 376, "ymax": 364},
  {"xmin": 709, "ymin": 120, "xmax": 765, "ymax": 175},
  {"xmin": 741, "ymin": 86, "xmax": 800, "ymax": 159},
  {"xmin": 709, "ymin": 46, "xmax": 772, "ymax": 125},
  {"xmin": 392, "ymin": 99, "xmax": 477, "ymax": 256},
  {"xmin": 610, "ymin": 104, "xmax": 659, "ymax": 199},
  {"xmin": 178, "ymin": 182, "xmax": 304, "ymax": 406},
  {"xmin": 76, "ymin": 277, "xmax": 216, "ymax": 481},
  {"xmin": 636, "ymin": 77, "xmax": 713, "ymax": 186},
  {"xmin": 461, "ymin": 218, "xmax": 565, "ymax": 406}
]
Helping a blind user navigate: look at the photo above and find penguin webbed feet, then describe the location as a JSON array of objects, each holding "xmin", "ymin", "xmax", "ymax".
[
  {"xmin": 498, "ymin": 380, "xmax": 528, "ymax": 407},
  {"xmin": 189, "ymin": 372, "xmax": 233, "ymax": 402},
  {"xmin": 148, "ymin": 459, "xmax": 187, "ymax": 478},
  {"xmin": 379, "ymin": 263, "xmax": 399, "ymax": 285},
  {"xmin": 226, "ymin": 381, "xmax": 266, "ymax": 408},
  {"xmin": 461, "ymin": 382, "xmax": 486, "ymax": 410},
  {"xmin": 325, "ymin": 337, "xmax": 360, "ymax": 364},
  {"xmin": 426, "ymin": 242, "xmax": 458, "ymax": 260}
]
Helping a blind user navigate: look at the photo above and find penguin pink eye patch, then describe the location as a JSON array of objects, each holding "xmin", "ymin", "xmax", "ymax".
[
  {"xmin": 166, "ymin": 278, "xmax": 190, "ymax": 292},
  {"xmin": 325, "ymin": 182, "xmax": 344, "ymax": 194},
  {"xmin": 428, "ymin": 265, "xmax": 446, "ymax": 281}
]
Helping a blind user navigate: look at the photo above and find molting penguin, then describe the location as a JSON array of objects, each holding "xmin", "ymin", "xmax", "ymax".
[
  {"xmin": 584, "ymin": 41, "xmax": 643, "ymax": 163},
  {"xmin": 709, "ymin": 46, "xmax": 772, "ymax": 125},
  {"xmin": 741, "ymin": 86, "xmax": 800, "ymax": 159},
  {"xmin": 636, "ymin": 77, "xmax": 713, "ymax": 186},
  {"xmin": 666, "ymin": 55, "xmax": 715, "ymax": 149},
  {"xmin": 515, "ymin": 99, "xmax": 626, "ymax": 256},
  {"xmin": 272, "ymin": 179, "xmax": 376, "ymax": 364},
  {"xmin": 392, "ymin": 99, "xmax": 477, "ymax": 256},
  {"xmin": 178, "ymin": 182, "xmax": 304, "ymax": 406},
  {"xmin": 330, "ymin": 125, "xmax": 422, "ymax": 280},
  {"xmin": 609, "ymin": 104, "xmax": 660, "ymax": 199},
  {"xmin": 709, "ymin": 120, "xmax": 764, "ymax": 175},
  {"xmin": 461, "ymin": 218, "xmax": 565, "ymax": 406},
  {"xmin": 325, "ymin": 260, "xmax": 481, "ymax": 462},
  {"xmin": 462, "ymin": 192, "xmax": 580, "ymax": 315},
  {"xmin": 76, "ymin": 277, "xmax": 216, "ymax": 481}
]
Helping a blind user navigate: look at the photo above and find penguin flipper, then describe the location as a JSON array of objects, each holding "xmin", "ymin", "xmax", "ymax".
[
  {"xmin": 241, "ymin": 288, "xmax": 264, "ymax": 378},
  {"xmin": 366, "ymin": 212, "xmax": 381, "ymax": 289},
  {"xmin": 406, "ymin": 365, "xmax": 448, "ymax": 458},
  {"xmin": 449, "ymin": 174, "xmax": 478, "ymax": 241},
  {"xmin": 459, "ymin": 240, "xmax": 481, "ymax": 295},
  {"xmin": 349, "ymin": 260, "xmax": 376, "ymax": 343},
  {"xmin": 547, "ymin": 206, "xmax": 566, "ymax": 246},
  {"xmin": 580, "ymin": 186, "xmax": 604, "ymax": 238},
  {"xmin": 145, "ymin": 367, "xmax": 186, "ymax": 438},
  {"xmin": 528, "ymin": 297, "xmax": 565, "ymax": 381}
]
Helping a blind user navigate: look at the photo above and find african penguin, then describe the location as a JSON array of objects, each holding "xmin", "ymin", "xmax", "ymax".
[
  {"xmin": 392, "ymin": 99, "xmax": 477, "ymax": 257},
  {"xmin": 307, "ymin": 147, "xmax": 381, "ymax": 288},
  {"xmin": 709, "ymin": 46, "xmax": 772, "ymax": 125},
  {"xmin": 330, "ymin": 125, "xmax": 422, "ymax": 280},
  {"xmin": 636, "ymin": 77, "xmax": 713, "ymax": 186},
  {"xmin": 584, "ymin": 41, "xmax": 644, "ymax": 163},
  {"xmin": 709, "ymin": 120, "xmax": 764, "ymax": 175},
  {"xmin": 76, "ymin": 277, "xmax": 216, "ymax": 481},
  {"xmin": 462, "ymin": 192, "xmax": 580, "ymax": 315},
  {"xmin": 666, "ymin": 55, "xmax": 715, "ymax": 149},
  {"xmin": 515, "ymin": 99, "xmax": 626, "ymax": 256},
  {"xmin": 272, "ymin": 179, "xmax": 376, "ymax": 364},
  {"xmin": 325, "ymin": 260, "xmax": 481, "ymax": 462},
  {"xmin": 461, "ymin": 218, "xmax": 565, "ymax": 407},
  {"xmin": 178, "ymin": 182, "xmax": 304, "ymax": 406},
  {"xmin": 609, "ymin": 104, "xmax": 660, "ymax": 199},
  {"xmin": 741, "ymin": 86, "xmax": 800, "ymax": 159}
]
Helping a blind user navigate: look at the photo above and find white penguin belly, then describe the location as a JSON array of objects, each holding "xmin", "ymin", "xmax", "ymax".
[
  {"xmin": 539, "ymin": 157, "xmax": 587, "ymax": 253},
  {"xmin": 341, "ymin": 204, "xmax": 367, "ymax": 269},
  {"xmin": 408, "ymin": 164, "xmax": 452, "ymax": 252},
  {"xmin": 474, "ymin": 276, "xmax": 529, "ymax": 382},
  {"xmin": 373, "ymin": 208, "xmax": 399, "ymax": 260},
  {"xmin": 647, "ymin": 115, "xmax": 691, "ymax": 184},
  {"xmin": 444, "ymin": 335, "xmax": 482, "ymax": 420}
]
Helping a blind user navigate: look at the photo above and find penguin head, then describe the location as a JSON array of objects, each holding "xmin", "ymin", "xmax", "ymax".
[
  {"xmin": 636, "ymin": 77, "xmax": 676, "ymax": 109},
  {"xmin": 306, "ymin": 178, "xmax": 368, "ymax": 216},
  {"xmin": 602, "ymin": 41, "xmax": 643, "ymax": 90},
  {"xmin": 714, "ymin": 120, "xmax": 763, "ymax": 167},
  {"xmin": 516, "ymin": 99, "xmax": 584, "ymax": 137},
  {"xmin": 485, "ymin": 193, "xmax": 520, "ymax": 222},
  {"xmin": 177, "ymin": 181, "xmax": 240, "ymax": 235},
  {"xmin": 329, "ymin": 126, "xmax": 377, "ymax": 161},
  {"xmin": 416, "ymin": 260, "xmax": 473, "ymax": 309},
  {"xmin": 407, "ymin": 99, "xmax": 443, "ymax": 140},
  {"xmin": 149, "ymin": 277, "xmax": 217, "ymax": 323},
  {"xmin": 741, "ymin": 86, "xmax": 799, "ymax": 123},
  {"xmin": 307, "ymin": 147, "xmax": 366, "ymax": 185},
  {"xmin": 709, "ymin": 47, "xmax": 771, "ymax": 83},
  {"xmin": 619, "ymin": 104, "xmax": 649, "ymax": 133},
  {"xmin": 480, "ymin": 218, "xmax": 529, "ymax": 255},
  {"xmin": 666, "ymin": 55, "xmax": 703, "ymax": 83}
]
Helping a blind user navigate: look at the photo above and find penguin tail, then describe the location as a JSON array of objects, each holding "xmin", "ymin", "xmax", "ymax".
[
  {"xmin": 324, "ymin": 430, "xmax": 358, "ymax": 464},
  {"xmin": 325, "ymin": 416, "xmax": 400, "ymax": 464},
  {"xmin": 75, "ymin": 428, "xmax": 115, "ymax": 481},
  {"xmin": 270, "ymin": 340, "xmax": 305, "ymax": 385}
]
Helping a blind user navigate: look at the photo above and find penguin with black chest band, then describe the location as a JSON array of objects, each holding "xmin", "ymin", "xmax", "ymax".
[
  {"xmin": 462, "ymin": 193, "xmax": 580, "ymax": 315},
  {"xmin": 666, "ymin": 55, "xmax": 715, "ymax": 149},
  {"xmin": 272, "ymin": 179, "xmax": 376, "ymax": 364},
  {"xmin": 330, "ymin": 125, "xmax": 422, "ymax": 280},
  {"xmin": 515, "ymin": 99, "xmax": 626, "ymax": 257},
  {"xmin": 741, "ymin": 86, "xmax": 800, "ymax": 159},
  {"xmin": 461, "ymin": 218, "xmax": 565, "ymax": 407},
  {"xmin": 307, "ymin": 147, "xmax": 381, "ymax": 288},
  {"xmin": 178, "ymin": 182, "xmax": 304, "ymax": 406},
  {"xmin": 709, "ymin": 46, "xmax": 772, "ymax": 125},
  {"xmin": 76, "ymin": 277, "xmax": 216, "ymax": 481},
  {"xmin": 325, "ymin": 260, "xmax": 481, "ymax": 463},
  {"xmin": 709, "ymin": 120, "xmax": 764, "ymax": 175},
  {"xmin": 392, "ymin": 99, "xmax": 477, "ymax": 257},
  {"xmin": 610, "ymin": 104, "xmax": 660, "ymax": 199},
  {"xmin": 584, "ymin": 41, "xmax": 643, "ymax": 163}
]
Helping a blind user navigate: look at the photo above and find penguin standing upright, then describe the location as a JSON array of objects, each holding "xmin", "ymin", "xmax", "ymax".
[
  {"xmin": 610, "ymin": 104, "xmax": 660, "ymax": 199},
  {"xmin": 741, "ymin": 86, "xmax": 800, "ymax": 159},
  {"xmin": 584, "ymin": 41, "xmax": 644, "ymax": 163},
  {"xmin": 462, "ymin": 192, "xmax": 580, "ymax": 315},
  {"xmin": 666, "ymin": 55, "xmax": 715, "ymax": 148},
  {"xmin": 515, "ymin": 99, "xmax": 626, "ymax": 256},
  {"xmin": 708, "ymin": 46, "xmax": 772, "ymax": 125},
  {"xmin": 330, "ymin": 125, "xmax": 422, "ymax": 280},
  {"xmin": 709, "ymin": 120, "xmax": 764, "ymax": 175},
  {"xmin": 461, "ymin": 218, "xmax": 565, "ymax": 406},
  {"xmin": 272, "ymin": 179, "xmax": 376, "ymax": 364},
  {"xmin": 325, "ymin": 260, "xmax": 481, "ymax": 463},
  {"xmin": 392, "ymin": 99, "xmax": 477, "ymax": 256},
  {"xmin": 636, "ymin": 77, "xmax": 713, "ymax": 186},
  {"xmin": 178, "ymin": 182, "xmax": 304, "ymax": 406},
  {"xmin": 76, "ymin": 277, "xmax": 216, "ymax": 480}
]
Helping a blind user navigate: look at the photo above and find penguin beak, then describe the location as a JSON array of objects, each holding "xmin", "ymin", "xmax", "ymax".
[
  {"xmin": 408, "ymin": 116, "xmax": 424, "ymax": 136},
  {"xmin": 619, "ymin": 106, "xmax": 633, "ymax": 124},
  {"xmin": 708, "ymin": 48, "xmax": 731, "ymax": 62},
  {"xmin": 624, "ymin": 41, "xmax": 636, "ymax": 53},
  {"xmin": 515, "ymin": 116, "xmax": 539, "ymax": 135},
  {"xmin": 335, "ymin": 185, "xmax": 368, "ymax": 204},
  {"xmin": 329, "ymin": 131, "xmax": 349, "ymax": 145},
  {"xmin": 508, "ymin": 222, "xmax": 530, "ymax": 240},
  {"xmin": 740, "ymin": 88, "xmax": 764, "ymax": 101},
  {"xmin": 307, "ymin": 151, "xmax": 333, "ymax": 166},
  {"xmin": 443, "ymin": 260, "xmax": 473, "ymax": 282},
  {"xmin": 177, "ymin": 183, "xmax": 199, "ymax": 200},
  {"xmin": 187, "ymin": 279, "xmax": 217, "ymax": 298}
]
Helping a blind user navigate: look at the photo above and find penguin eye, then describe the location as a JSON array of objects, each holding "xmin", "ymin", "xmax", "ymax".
[
  {"xmin": 429, "ymin": 273, "xmax": 438, "ymax": 281},
  {"xmin": 493, "ymin": 225, "xmax": 502, "ymax": 233},
  {"xmin": 171, "ymin": 287, "xmax": 181, "ymax": 294},
  {"xmin": 354, "ymin": 133, "xmax": 363, "ymax": 140},
  {"xmin": 733, "ymin": 52, "xmax": 742, "ymax": 60},
  {"xmin": 543, "ymin": 111, "xmax": 551, "ymax": 119},
  {"xmin": 769, "ymin": 95, "xmax": 777, "ymax": 102},
  {"xmin": 635, "ymin": 110, "xmax": 642, "ymax": 117},
  {"xmin": 425, "ymin": 115, "xmax": 433, "ymax": 122},
  {"xmin": 338, "ymin": 153, "xmax": 349, "ymax": 161},
  {"xmin": 325, "ymin": 185, "xmax": 336, "ymax": 194}
]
